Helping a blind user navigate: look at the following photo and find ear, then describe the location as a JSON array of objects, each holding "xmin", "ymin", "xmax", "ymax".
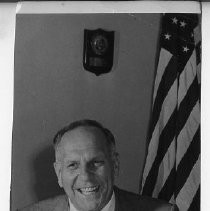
[
  {"xmin": 113, "ymin": 152, "xmax": 120, "ymax": 178},
  {"xmin": 54, "ymin": 162, "xmax": 63, "ymax": 188}
]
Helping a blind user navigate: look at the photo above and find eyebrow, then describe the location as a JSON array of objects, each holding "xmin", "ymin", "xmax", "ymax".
[{"xmin": 63, "ymin": 154, "xmax": 106, "ymax": 162}]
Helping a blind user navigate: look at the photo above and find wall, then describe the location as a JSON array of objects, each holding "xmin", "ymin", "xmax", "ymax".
[{"xmin": 12, "ymin": 13, "xmax": 161, "ymax": 210}]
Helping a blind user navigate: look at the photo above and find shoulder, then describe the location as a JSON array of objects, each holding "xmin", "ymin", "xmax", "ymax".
[
  {"xmin": 17, "ymin": 194, "xmax": 67, "ymax": 211},
  {"xmin": 114, "ymin": 186, "xmax": 178, "ymax": 211}
]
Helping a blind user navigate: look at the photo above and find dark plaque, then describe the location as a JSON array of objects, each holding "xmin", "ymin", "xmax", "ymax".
[{"xmin": 83, "ymin": 29, "xmax": 114, "ymax": 76}]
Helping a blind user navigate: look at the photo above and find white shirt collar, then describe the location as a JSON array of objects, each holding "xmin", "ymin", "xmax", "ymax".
[{"xmin": 69, "ymin": 191, "xmax": 115, "ymax": 211}]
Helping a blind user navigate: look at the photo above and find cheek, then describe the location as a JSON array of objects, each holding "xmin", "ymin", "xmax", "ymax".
[
  {"xmin": 61, "ymin": 169, "xmax": 77, "ymax": 190},
  {"xmin": 97, "ymin": 165, "xmax": 113, "ymax": 187}
]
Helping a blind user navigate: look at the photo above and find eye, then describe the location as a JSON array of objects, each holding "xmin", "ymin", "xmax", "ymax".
[
  {"xmin": 67, "ymin": 162, "xmax": 79, "ymax": 170},
  {"xmin": 93, "ymin": 160, "xmax": 105, "ymax": 167}
]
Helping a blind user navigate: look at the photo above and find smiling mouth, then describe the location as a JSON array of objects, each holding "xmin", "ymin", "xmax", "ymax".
[{"xmin": 77, "ymin": 186, "xmax": 99, "ymax": 195}]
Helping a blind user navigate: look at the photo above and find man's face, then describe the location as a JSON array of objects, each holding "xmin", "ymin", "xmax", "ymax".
[{"xmin": 54, "ymin": 126, "xmax": 118, "ymax": 211}]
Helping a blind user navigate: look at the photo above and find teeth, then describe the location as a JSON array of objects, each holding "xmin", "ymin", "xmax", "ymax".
[{"xmin": 79, "ymin": 186, "xmax": 98, "ymax": 194}]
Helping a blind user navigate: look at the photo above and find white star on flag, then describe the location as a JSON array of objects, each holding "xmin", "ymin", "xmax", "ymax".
[
  {"xmin": 172, "ymin": 17, "xmax": 178, "ymax": 24},
  {"xmin": 183, "ymin": 46, "xmax": 189, "ymax": 52},
  {"xmin": 180, "ymin": 21, "xmax": 187, "ymax": 28},
  {"xmin": 164, "ymin": 33, "xmax": 171, "ymax": 40}
]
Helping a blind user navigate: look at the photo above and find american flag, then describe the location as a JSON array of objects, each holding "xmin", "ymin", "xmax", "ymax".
[{"xmin": 141, "ymin": 14, "xmax": 201, "ymax": 211}]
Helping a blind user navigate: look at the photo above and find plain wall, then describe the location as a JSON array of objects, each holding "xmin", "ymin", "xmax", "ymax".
[{"xmin": 12, "ymin": 13, "xmax": 161, "ymax": 210}]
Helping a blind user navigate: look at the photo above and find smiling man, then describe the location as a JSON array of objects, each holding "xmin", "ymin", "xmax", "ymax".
[
  {"xmin": 53, "ymin": 120, "xmax": 118, "ymax": 211},
  {"xmin": 19, "ymin": 119, "xmax": 178, "ymax": 211}
]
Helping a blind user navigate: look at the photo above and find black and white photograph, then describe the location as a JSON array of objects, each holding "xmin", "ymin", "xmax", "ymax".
[{"xmin": 0, "ymin": 1, "xmax": 203, "ymax": 211}]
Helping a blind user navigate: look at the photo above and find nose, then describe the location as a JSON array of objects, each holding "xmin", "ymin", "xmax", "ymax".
[{"xmin": 78, "ymin": 165, "xmax": 92, "ymax": 181}]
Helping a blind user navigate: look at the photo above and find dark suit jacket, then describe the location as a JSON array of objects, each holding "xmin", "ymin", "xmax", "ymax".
[{"xmin": 19, "ymin": 186, "xmax": 178, "ymax": 211}]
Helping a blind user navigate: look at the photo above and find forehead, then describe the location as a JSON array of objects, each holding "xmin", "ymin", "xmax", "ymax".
[{"xmin": 59, "ymin": 126, "xmax": 109, "ymax": 155}]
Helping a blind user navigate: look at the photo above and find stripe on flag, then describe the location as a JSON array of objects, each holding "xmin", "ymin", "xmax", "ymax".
[
  {"xmin": 176, "ymin": 156, "xmax": 200, "ymax": 211},
  {"xmin": 152, "ymin": 139, "xmax": 176, "ymax": 198},
  {"xmin": 176, "ymin": 102, "xmax": 199, "ymax": 165},
  {"xmin": 153, "ymin": 49, "xmax": 173, "ymax": 103},
  {"xmin": 142, "ymin": 79, "xmax": 177, "ymax": 190}
]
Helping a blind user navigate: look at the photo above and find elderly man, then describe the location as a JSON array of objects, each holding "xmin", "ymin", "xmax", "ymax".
[{"xmin": 19, "ymin": 119, "xmax": 178, "ymax": 211}]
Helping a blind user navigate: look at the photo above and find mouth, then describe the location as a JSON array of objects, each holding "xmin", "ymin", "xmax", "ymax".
[{"xmin": 77, "ymin": 186, "xmax": 99, "ymax": 195}]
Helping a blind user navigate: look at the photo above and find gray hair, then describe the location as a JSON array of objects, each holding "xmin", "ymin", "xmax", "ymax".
[{"xmin": 53, "ymin": 119, "xmax": 116, "ymax": 157}]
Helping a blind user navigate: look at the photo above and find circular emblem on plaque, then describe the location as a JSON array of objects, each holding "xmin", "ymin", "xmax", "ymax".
[{"xmin": 91, "ymin": 34, "xmax": 109, "ymax": 56}]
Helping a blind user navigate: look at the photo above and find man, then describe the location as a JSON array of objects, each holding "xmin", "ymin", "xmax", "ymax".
[{"xmin": 19, "ymin": 119, "xmax": 178, "ymax": 211}]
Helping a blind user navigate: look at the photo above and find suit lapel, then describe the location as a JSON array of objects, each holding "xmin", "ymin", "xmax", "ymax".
[{"xmin": 114, "ymin": 187, "xmax": 128, "ymax": 211}]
